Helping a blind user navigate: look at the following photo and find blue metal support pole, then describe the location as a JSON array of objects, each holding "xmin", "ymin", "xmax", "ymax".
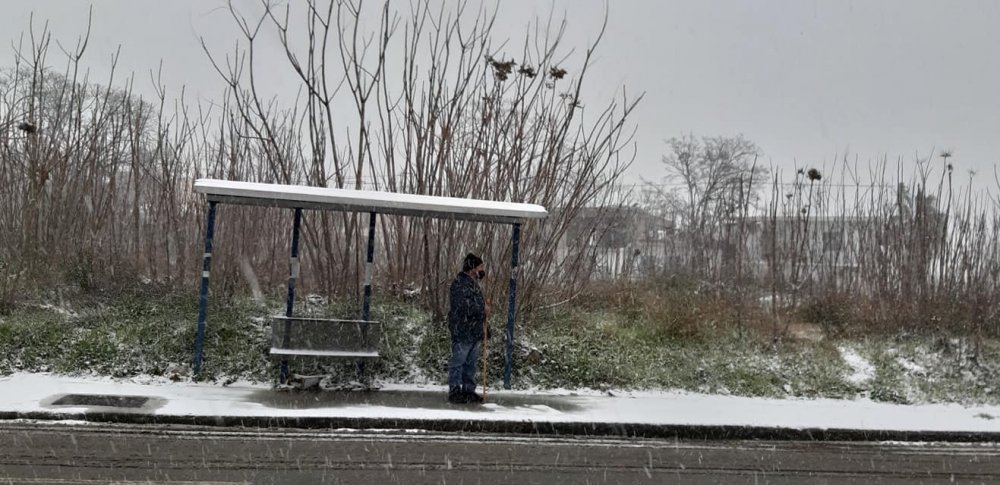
[
  {"xmin": 193, "ymin": 201, "xmax": 218, "ymax": 378},
  {"xmin": 358, "ymin": 211, "xmax": 377, "ymax": 381},
  {"xmin": 503, "ymin": 223, "xmax": 521, "ymax": 389},
  {"xmin": 279, "ymin": 208, "xmax": 303, "ymax": 384}
]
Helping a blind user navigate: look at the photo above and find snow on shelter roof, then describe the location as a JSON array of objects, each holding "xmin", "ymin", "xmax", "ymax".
[{"xmin": 193, "ymin": 179, "xmax": 548, "ymax": 224}]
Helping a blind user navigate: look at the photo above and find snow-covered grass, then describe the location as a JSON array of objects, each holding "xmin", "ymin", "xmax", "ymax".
[
  {"xmin": 520, "ymin": 304, "xmax": 855, "ymax": 399},
  {"xmin": 857, "ymin": 337, "xmax": 1000, "ymax": 405},
  {"xmin": 0, "ymin": 288, "xmax": 272, "ymax": 381},
  {"xmin": 1, "ymin": 287, "xmax": 999, "ymax": 406},
  {"xmin": 838, "ymin": 345, "xmax": 875, "ymax": 386}
]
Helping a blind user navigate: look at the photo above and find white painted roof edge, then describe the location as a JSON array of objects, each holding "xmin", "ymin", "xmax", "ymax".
[{"xmin": 193, "ymin": 179, "xmax": 548, "ymax": 220}]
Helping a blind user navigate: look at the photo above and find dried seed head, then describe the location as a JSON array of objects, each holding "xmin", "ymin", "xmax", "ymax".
[
  {"xmin": 486, "ymin": 56, "xmax": 516, "ymax": 81},
  {"xmin": 17, "ymin": 121, "xmax": 37, "ymax": 134},
  {"xmin": 807, "ymin": 168, "xmax": 822, "ymax": 181}
]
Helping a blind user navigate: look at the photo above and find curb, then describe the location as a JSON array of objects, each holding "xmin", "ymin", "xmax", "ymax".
[{"xmin": 3, "ymin": 410, "xmax": 1000, "ymax": 443}]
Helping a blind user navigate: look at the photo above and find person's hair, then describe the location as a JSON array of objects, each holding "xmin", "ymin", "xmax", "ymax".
[{"xmin": 462, "ymin": 253, "xmax": 483, "ymax": 272}]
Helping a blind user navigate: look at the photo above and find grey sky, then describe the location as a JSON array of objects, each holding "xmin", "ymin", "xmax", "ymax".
[{"xmin": 3, "ymin": 1, "xmax": 999, "ymax": 191}]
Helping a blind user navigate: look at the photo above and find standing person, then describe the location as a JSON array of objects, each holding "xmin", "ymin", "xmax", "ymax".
[{"xmin": 447, "ymin": 253, "xmax": 487, "ymax": 404}]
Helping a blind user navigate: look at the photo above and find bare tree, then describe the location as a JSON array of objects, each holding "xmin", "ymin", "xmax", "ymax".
[
  {"xmin": 202, "ymin": 0, "xmax": 642, "ymax": 317},
  {"xmin": 645, "ymin": 134, "xmax": 764, "ymax": 276}
]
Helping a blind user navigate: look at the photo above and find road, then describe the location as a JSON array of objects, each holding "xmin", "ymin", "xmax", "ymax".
[{"xmin": 0, "ymin": 421, "xmax": 998, "ymax": 484}]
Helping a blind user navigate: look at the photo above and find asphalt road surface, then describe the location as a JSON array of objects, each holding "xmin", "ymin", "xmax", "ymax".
[{"xmin": 1, "ymin": 421, "xmax": 998, "ymax": 484}]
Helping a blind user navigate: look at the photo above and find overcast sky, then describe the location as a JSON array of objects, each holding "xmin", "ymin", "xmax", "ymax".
[{"xmin": 3, "ymin": 1, "xmax": 999, "ymax": 192}]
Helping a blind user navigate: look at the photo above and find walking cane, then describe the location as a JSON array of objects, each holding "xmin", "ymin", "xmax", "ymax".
[{"xmin": 482, "ymin": 301, "xmax": 489, "ymax": 402}]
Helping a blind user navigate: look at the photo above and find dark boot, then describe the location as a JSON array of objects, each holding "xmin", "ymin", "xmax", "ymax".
[
  {"xmin": 464, "ymin": 392, "xmax": 484, "ymax": 403},
  {"xmin": 448, "ymin": 388, "xmax": 469, "ymax": 404}
]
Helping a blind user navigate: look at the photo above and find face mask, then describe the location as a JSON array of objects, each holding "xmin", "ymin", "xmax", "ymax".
[{"xmin": 476, "ymin": 270, "xmax": 486, "ymax": 280}]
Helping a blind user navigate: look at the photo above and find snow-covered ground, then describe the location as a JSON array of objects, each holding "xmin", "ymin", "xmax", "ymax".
[
  {"xmin": 838, "ymin": 345, "xmax": 875, "ymax": 386},
  {"xmin": 2, "ymin": 372, "xmax": 1000, "ymax": 434}
]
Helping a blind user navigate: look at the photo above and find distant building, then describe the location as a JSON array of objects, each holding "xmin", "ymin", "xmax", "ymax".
[
  {"xmin": 556, "ymin": 205, "xmax": 869, "ymax": 283},
  {"xmin": 720, "ymin": 216, "xmax": 867, "ymax": 288}
]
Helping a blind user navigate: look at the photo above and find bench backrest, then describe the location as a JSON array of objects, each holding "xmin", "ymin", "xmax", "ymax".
[{"xmin": 271, "ymin": 316, "xmax": 380, "ymax": 353}]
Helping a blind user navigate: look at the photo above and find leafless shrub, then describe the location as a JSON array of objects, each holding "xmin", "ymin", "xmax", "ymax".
[{"xmin": 1, "ymin": 4, "xmax": 640, "ymax": 323}]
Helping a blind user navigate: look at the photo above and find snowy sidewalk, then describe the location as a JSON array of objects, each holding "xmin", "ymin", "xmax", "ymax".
[{"xmin": 2, "ymin": 373, "xmax": 1000, "ymax": 441}]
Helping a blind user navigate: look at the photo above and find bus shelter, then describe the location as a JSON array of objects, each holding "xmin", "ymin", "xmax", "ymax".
[{"xmin": 191, "ymin": 179, "xmax": 548, "ymax": 389}]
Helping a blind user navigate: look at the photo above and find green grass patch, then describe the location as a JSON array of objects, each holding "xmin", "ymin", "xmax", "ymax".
[
  {"xmin": 515, "ymin": 303, "xmax": 853, "ymax": 398},
  {"xmin": 0, "ymin": 288, "xmax": 274, "ymax": 381}
]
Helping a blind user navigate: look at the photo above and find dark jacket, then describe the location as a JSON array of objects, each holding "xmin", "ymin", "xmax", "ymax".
[{"xmin": 448, "ymin": 272, "xmax": 485, "ymax": 343}]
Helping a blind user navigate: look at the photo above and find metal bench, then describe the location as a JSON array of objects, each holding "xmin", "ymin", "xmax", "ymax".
[{"xmin": 270, "ymin": 316, "xmax": 381, "ymax": 360}]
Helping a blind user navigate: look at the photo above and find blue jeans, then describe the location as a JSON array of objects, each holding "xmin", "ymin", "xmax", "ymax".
[{"xmin": 448, "ymin": 339, "xmax": 482, "ymax": 394}]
